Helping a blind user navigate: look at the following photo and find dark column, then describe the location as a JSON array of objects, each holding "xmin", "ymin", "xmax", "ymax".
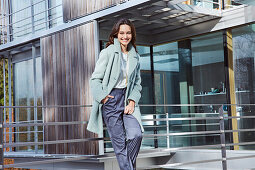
[
  {"xmin": 150, "ymin": 45, "xmax": 158, "ymax": 148},
  {"xmin": 178, "ymin": 39, "xmax": 193, "ymax": 145}
]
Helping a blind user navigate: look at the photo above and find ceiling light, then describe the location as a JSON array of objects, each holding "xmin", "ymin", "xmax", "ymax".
[
  {"xmin": 162, "ymin": 17, "xmax": 169, "ymax": 20},
  {"xmin": 168, "ymin": 14, "xmax": 177, "ymax": 18},
  {"xmin": 161, "ymin": 8, "xmax": 171, "ymax": 12},
  {"xmin": 155, "ymin": 10, "xmax": 162, "ymax": 13},
  {"xmin": 180, "ymin": 11, "xmax": 188, "ymax": 14},
  {"xmin": 142, "ymin": 14, "xmax": 151, "ymax": 17}
]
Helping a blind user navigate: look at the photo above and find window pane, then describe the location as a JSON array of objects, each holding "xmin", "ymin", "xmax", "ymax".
[
  {"xmin": 49, "ymin": 0, "xmax": 63, "ymax": 27},
  {"xmin": 137, "ymin": 45, "xmax": 155, "ymax": 149},
  {"xmin": 153, "ymin": 42, "xmax": 179, "ymax": 148},
  {"xmin": 233, "ymin": 24, "xmax": 255, "ymax": 150},
  {"xmin": 13, "ymin": 51, "xmax": 43, "ymax": 151},
  {"xmin": 151, "ymin": 32, "xmax": 227, "ymax": 148},
  {"xmin": 33, "ymin": 0, "xmax": 47, "ymax": 33},
  {"xmin": 11, "ymin": 0, "xmax": 32, "ymax": 39},
  {"xmin": 14, "ymin": 59, "xmax": 34, "ymax": 151}
]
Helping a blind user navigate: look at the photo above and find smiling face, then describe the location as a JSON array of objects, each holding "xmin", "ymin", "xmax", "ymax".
[{"xmin": 117, "ymin": 24, "xmax": 132, "ymax": 50}]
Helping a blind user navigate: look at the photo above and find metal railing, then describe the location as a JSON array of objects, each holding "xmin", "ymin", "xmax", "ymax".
[
  {"xmin": 0, "ymin": 0, "xmax": 63, "ymax": 45},
  {"xmin": 0, "ymin": 0, "xmax": 135, "ymax": 45},
  {"xmin": 0, "ymin": 104, "xmax": 255, "ymax": 169}
]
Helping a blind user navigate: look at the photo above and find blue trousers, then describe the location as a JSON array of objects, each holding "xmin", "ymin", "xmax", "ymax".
[{"xmin": 102, "ymin": 88, "xmax": 143, "ymax": 170}]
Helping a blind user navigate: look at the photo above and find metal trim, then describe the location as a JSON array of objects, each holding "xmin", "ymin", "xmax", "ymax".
[
  {"xmin": 4, "ymin": 137, "xmax": 104, "ymax": 148},
  {"xmin": 3, "ymin": 155, "xmax": 102, "ymax": 168},
  {"xmin": 3, "ymin": 121, "xmax": 88, "ymax": 128}
]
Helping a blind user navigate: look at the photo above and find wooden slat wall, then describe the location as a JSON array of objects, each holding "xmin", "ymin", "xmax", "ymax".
[
  {"xmin": 63, "ymin": 0, "xmax": 128, "ymax": 22},
  {"xmin": 41, "ymin": 22, "xmax": 98, "ymax": 155}
]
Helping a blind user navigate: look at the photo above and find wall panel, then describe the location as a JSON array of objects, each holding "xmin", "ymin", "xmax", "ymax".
[
  {"xmin": 63, "ymin": 0, "xmax": 128, "ymax": 21},
  {"xmin": 41, "ymin": 22, "xmax": 97, "ymax": 155}
]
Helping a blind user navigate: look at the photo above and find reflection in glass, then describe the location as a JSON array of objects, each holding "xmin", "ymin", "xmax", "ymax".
[
  {"xmin": 151, "ymin": 32, "xmax": 227, "ymax": 148},
  {"xmin": 11, "ymin": 0, "xmax": 32, "ymax": 39},
  {"xmin": 14, "ymin": 59, "xmax": 34, "ymax": 151},
  {"xmin": 153, "ymin": 42, "xmax": 180, "ymax": 148},
  {"xmin": 137, "ymin": 45, "xmax": 155, "ymax": 149},
  {"xmin": 14, "ymin": 55, "xmax": 43, "ymax": 152},
  {"xmin": 233, "ymin": 24, "xmax": 255, "ymax": 149},
  {"xmin": 191, "ymin": 33, "xmax": 228, "ymax": 147},
  {"xmin": 33, "ymin": 0, "xmax": 47, "ymax": 33},
  {"xmin": 49, "ymin": 0, "xmax": 63, "ymax": 27}
]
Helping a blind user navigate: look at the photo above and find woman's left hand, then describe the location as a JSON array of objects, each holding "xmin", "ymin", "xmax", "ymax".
[{"xmin": 124, "ymin": 100, "xmax": 135, "ymax": 114}]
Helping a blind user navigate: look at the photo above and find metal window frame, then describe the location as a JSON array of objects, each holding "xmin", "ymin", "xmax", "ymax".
[
  {"xmin": 8, "ymin": 54, "xmax": 12, "ymax": 151},
  {"xmin": 2, "ymin": 57, "xmax": 6, "ymax": 144},
  {"xmin": 8, "ymin": 41, "xmax": 42, "ymax": 153},
  {"xmin": 32, "ymin": 42, "xmax": 38, "ymax": 153}
]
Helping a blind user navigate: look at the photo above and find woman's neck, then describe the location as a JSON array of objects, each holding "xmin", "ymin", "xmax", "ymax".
[{"xmin": 121, "ymin": 44, "xmax": 128, "ymax": 54}]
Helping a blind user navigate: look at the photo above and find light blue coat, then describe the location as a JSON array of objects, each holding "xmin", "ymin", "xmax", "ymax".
[{"xmin": 87, "ymin": 38, "xmax": 144, "ymax": 136}]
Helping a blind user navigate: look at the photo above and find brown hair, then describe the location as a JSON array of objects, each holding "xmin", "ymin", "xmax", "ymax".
[{"xmin": 106, "ymin": 18, "xmax": 137, "ymax": 51}]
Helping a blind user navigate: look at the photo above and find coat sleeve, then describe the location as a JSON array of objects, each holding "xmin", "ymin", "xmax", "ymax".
[
  {"xmin": 89, "ymin": 49, "xmax": 109, "ymax": 103},
  {"xmin": 128, "ymin": 60, "xmax": 142, "ymax": 105}
]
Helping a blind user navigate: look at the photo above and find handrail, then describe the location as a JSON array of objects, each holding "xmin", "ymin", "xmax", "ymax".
[
  {"xmin": 1, "ymin": 104, "xmax": 255, "ymax": 169},
  {"xmin": 2, "ymin": 103, "xmax": 255, "ymax": 108}
]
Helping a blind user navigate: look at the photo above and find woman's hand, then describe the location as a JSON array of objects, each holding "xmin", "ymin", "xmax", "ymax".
[
  {"xmin": 101, "ymin": 95, "xmax": 114, "ymax": 104},
  {"xmin": 124, "ymin": 100, "xmax": 135, "ymax": 114}
]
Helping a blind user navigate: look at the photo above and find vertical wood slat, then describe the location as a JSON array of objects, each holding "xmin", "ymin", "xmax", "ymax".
[
  {"xmin": 64, "ymin": 29, "xmax": 71, "ymax": 153},
  {"xmin": 60, "ymin": 31, "xmax": 67, "ymax": 153},
  {"xmin": 49, "ymin": 35, "xmax": 56, "ymax": 154},
  {"xmin": 52, "ymin": 34, "xmax": 58, "ymax": 153},
  {"xmin": 62, "ymin": 0, "xmax": 128, "ymax": 22},
  {"xmin": 226, "ymin": 30, "xmax": 239, "ymax": 150},
  {"xmin": 41, "ymin": 22, "xmax": 97, "ymax": 155}
]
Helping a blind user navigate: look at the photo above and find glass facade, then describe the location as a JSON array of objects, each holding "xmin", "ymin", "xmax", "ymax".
[
  {"xmin": 137, "ymin": 32, "xmax": 228, "ymax": 149},
  {"xmin": 233, "ymin": 24, "xmax": 255, "ymax": 149},
  {"xmin": 13, "ymin": 46, "xmax": 43, "ymax": 152}
]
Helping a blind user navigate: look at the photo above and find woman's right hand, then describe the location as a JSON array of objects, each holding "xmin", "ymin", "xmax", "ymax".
[{"xmin": 101, "ymin": 95, "xmax": 114, "ymax": 104}]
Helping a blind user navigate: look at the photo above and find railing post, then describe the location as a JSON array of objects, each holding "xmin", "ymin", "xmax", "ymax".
[
  {"xmin": 30, "ymin": 0, "xmax": 35, "ymax": 33},
  {"xmin": 166, "ymin": 113, "xmax": 170, "ymax": 149},
  {"xmin": 0, "ymin": 108, "xmax": 4, "ymax": 169},
  {"xmin": 219, "ymin": 105, "xmax": 227, "ymax": 170}
]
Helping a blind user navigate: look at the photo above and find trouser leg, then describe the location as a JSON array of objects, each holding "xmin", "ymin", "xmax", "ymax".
[
  {"xmin": 123, "ymin": 114, "xmax": 143, "ymax": 170},
  {"xmin": 102, "ymin": 88, "xmax": 131, "ymax": 170}
]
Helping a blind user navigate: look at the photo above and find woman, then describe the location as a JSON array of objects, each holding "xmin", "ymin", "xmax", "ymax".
[{"xmin": 87, "ymin": 18, "xmax": 144, "ymax": 170}]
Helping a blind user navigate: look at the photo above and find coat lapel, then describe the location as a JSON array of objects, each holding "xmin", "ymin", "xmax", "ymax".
[{"xmin": 127, "ymin": 45, "xmax": 138, "ymax": 78}]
